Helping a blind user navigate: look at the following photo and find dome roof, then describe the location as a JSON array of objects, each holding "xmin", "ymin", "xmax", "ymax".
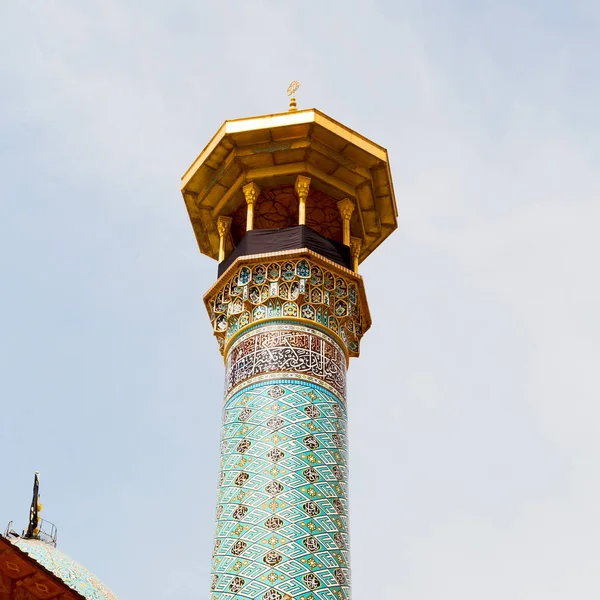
[{"xmin": 10, "ymin": 538, "xmax": 118, "ymax": 600}]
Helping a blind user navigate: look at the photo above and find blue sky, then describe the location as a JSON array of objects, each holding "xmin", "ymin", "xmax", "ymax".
[{"xmin": 1, "ymin": 1, "xmax": 599, "ymax": 598}]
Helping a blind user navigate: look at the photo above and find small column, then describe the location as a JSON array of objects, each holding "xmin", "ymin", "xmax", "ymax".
[
  {"xmin": 242, "ymin": 182, "xmax": 260, "ymax": 232},
  {"xmin": 294, "ymin": 175, "xmax": 311, "ymax": 225},
  {"xmin": 337, "ymin": 198, "xmax": 355, "ymax": 246},
  {"xmin": 217, "ymin": 216, "xmax": 232, "ymax": 262},
  {"xmin": 350, "ymin": 236, "xmax": 362, "ymax": 273}
]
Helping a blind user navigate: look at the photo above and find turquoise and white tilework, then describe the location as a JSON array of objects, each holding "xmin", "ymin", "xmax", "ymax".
[
  {"xmin": 210, "ymin": 324, "xmax": 350, "ymax": 600},
  {"xmin": 11, "ymin": 538, "xmax": 119, "ymax": 600}
]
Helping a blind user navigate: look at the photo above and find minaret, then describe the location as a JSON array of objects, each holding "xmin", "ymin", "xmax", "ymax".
[{"xmin": 181, "ymin": 85, "xmax": 397, "ymax": 600}]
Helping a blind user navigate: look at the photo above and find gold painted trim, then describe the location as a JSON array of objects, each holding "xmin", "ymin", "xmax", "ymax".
[
  {"xmin": 245, "ymin": 162, "xmax": 356, "ymax": 199},
  {"xmin": 181, "ymin": 121, "xmax": 227, "ymax": 188},
  {"xmin": 210, "ymin": 171, "xmax": 246, "ymax": 218},
  {"xmin": 181, "ymin": 108, "xmax": 389, "ymax": 190},
  {"xmin": 246, "ymin": 162, "xmax": 306, "ymax": 181},
  {"xmin": 226, "ymin": 109, "xmax": 315, "ymax": 135},
  {"xmin": 313, "ymin": 111, "xmax": 387, "ymax": 161}
]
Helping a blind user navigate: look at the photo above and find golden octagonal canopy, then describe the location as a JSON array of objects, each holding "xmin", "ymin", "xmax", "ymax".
[{"xmin": 181, "ymin": 108, "xmax": 398, "ymax": 265}]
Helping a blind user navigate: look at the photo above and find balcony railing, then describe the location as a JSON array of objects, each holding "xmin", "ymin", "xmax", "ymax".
[{"xmin": 3, "ymin": 518, "xmax": 58, "ymax": 547}]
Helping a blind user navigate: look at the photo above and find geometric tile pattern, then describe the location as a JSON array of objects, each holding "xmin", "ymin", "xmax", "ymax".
[
  {"xmin": 211, "ymin": 366, "xmax": 350, "ymax": 599},
  {"xmin": 204, "ymin": 252, "xmax": 368, "ymax": 357}
]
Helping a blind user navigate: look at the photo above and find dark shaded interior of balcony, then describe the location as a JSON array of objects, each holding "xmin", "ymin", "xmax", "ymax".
[{"xmin": 218, "ymin": 225, "xmax": 351, "ymax": 276}]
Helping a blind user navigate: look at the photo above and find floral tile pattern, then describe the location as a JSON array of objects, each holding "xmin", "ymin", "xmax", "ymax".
[{"xmin": 11, "ymin": 539, "xmax": 118, "ymax": 600}]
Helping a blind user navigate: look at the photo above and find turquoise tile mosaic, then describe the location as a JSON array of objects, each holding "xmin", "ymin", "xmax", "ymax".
[
  {"xmin": 204, "ymin": 255, "xmax": 368, "ymax": 358},
  {"xmin": 11, "ymin": 538, "xmax": 118, "ymax": 600},
  {"xmin": 211, "ymin": 323, "xmax": 350, "ymax": 600}
]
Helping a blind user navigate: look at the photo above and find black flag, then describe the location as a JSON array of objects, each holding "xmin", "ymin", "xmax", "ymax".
[{"xmin": 25, "ymin": 473, "xmax": 40, "ymax": 538}]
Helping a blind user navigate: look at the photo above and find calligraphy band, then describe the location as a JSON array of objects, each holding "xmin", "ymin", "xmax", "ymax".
[{"xmin": 224, "ymin": 322, "xmax": 347, "ymax": 404}]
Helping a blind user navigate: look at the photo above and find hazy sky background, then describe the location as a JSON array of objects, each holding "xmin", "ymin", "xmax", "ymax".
[{"xmin": 1, "ymin": 1, "xmax": 599, "ymax": 599}]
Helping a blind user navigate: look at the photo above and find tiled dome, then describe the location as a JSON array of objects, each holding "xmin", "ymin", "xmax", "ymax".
[{"xmin": 10, "ymin": 538, "xmax": 118, "ymax": 600}]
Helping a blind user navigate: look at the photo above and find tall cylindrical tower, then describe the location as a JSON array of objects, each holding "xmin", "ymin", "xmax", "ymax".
[{"xmin": 182, "ymin": 99, "xmax": 397, "ymax": 600}]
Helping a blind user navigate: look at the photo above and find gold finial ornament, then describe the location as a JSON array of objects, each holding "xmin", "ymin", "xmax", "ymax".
[{"xmin": 287, "ymin": 80, "xmax": 300, "ymax": 112}]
